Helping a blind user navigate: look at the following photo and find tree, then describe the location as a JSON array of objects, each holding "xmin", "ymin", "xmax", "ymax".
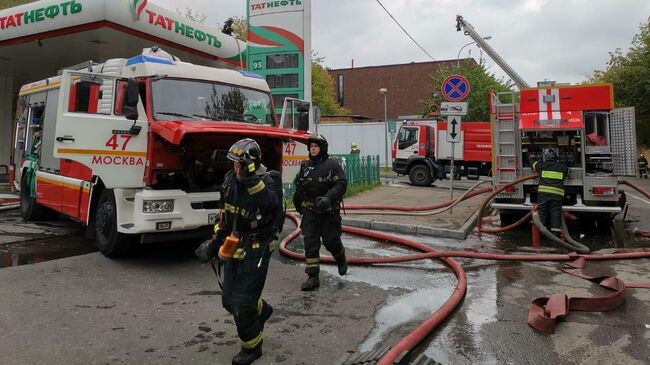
[
  {"xmin": 591, "ymin": 18, "xmax": 650, "ymax": 146},
  {"xmin": 420, "ymin": 58, "xmax": 514, "ymax": 122},
  {"xmin": 312, "ymin": 57, "xmax": 349, "ymax": 115},
  {"xmin": 232, "ymin": 17, "xmax": 247, "ymax": 41},
  {"xmin": 0, "ymin": 0, "xmax": 35, "ymax": 10}
]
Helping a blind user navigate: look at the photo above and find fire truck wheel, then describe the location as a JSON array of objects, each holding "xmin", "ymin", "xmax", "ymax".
[
  {"xmin": 20, "ymin": 175, "xmax": 53, "ymax": 221},
  {"xmin": 95, "ymin": 189, "xmax": 134, "ymax": 258},
  {"xmin": 409, "ymin": 165, "xmax": 433, "ymax": 186}
]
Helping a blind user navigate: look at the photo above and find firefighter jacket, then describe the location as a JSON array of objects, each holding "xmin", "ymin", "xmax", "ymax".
[
  {"xmin": 638, "ymin": 157, "xmax": 648, "ymax": 169},
  {"xmin": 293, "ymin": 155, "xmax": 347, "ymax": 215},
  {"xmin": 533, "ymin": 160, "xmax": 569, "ymax": 197},
  {"xmin": 216, "ymin": 167, "xmax": 282, "ymax": 247}
]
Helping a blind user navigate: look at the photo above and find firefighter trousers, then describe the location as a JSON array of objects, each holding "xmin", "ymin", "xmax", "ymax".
[
  {"xmin": 301, "ymin": 211, "xmax": 345, "ymax": 275},
  {"xmin": 221, "ymin": 239, "xmax": 273, "ymax": 350},
  {"xmin": 538, "ymin": 192, "xmax": 563, "ymax": 235}
]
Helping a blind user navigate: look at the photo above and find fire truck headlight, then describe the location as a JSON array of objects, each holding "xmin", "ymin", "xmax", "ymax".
[{"xmin": 143, "ymin": 200, "xmax": 175, "ymax": 213}]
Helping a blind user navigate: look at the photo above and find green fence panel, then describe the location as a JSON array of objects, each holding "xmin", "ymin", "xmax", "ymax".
[{"xmin": 284, "ymin": 155, "xmax": 380, "ymax": 204}]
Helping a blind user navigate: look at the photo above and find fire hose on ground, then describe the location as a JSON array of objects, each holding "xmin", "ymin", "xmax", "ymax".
[{"xmin": 279, "ymin": 175, "xmax": 650, "ymax": 365}]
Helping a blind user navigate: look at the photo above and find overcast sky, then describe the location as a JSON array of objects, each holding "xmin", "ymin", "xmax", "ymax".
[{"xmin": 152, "ymin": 0, "xmax": 649, "ymax": 85}]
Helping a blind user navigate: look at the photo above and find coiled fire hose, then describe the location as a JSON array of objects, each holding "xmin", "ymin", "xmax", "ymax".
[{"xmin": 279, "ymin": 174, "xmax": 650, "ymax": 364}]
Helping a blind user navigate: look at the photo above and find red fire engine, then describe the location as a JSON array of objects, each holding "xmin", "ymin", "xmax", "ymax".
[
  {"xmin": 490, "ymin": 83, "xmax": 636, "ymax": 225},
  {"xmin": 392, "ymin": 119, "xmax": 492, "ymax": 186}
]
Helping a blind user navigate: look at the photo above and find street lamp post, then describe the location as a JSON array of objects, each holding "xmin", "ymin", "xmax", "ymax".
[
  {"xmin": 379, "ymin": 88, "xmax": 388, "ymax": 168},
  {"xmin": 456, "ymin": 36, "xmax": 491, "ymax": 69}
]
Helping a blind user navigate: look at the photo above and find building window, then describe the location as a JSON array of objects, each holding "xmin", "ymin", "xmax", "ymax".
[
  {"xmin": 337, "ymin": 74, "xmax": 344, "ymax": 106},
  {"xmin": 266, "ymin": 74, "xmax": 299, "ymax": 89},
  {"xmin": 266, "ymin": 54, "xmax": 299, "ymax": 69},
  {"xmin": 272, "ymin": 93, "xmax": 299, "ymax": 108}
]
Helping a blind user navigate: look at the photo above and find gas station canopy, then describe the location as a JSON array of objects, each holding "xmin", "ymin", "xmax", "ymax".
[{"xmin": 0, "ymin": 0, "xmax": 246, "ymax": 89}]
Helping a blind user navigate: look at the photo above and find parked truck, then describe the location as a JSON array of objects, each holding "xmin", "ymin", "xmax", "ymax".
[
  {"xmin": 10, "ymin": 47, "xmax": 310, "ymax": 257},
  {"xmin": 392, "ymin": 119, "xmax": 492, "ymax": 186},
  {"xmin": 490, "ymin": 84, "xmax": 636, "ymax": 225}
]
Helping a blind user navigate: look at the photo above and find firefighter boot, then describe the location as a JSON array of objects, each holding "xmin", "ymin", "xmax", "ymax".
[
  {"xmin": 301, "ymin": 274, "xmax": 320, "ymax": 291},
  {"xmin": 232, "ymin": 341, "xmax": 263, "ymax": 365},
  {"xmin": 333, "ymin": 249, "xmax": 348, "ymax": 276}
]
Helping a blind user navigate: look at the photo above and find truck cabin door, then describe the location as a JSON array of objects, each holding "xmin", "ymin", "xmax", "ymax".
[
  {"xmin": 610, "ymin": 107, "xmax": 637, "ymax": 176},
  {"xmin": 53, "ymin": 71, "xmax": 149, "ymax": 195},
  {"xmin": 395, "ymin": 126, "xmax": 419, "ymax": 160}
]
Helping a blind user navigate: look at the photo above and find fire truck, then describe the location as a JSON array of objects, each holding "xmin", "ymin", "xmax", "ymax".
[
  {"xmin": 10, "ymin": 47, "xmax": 310, "ymax": 257},
  {"xmin": 392, "ymin": 119, "xmax": 492, "ymax": 186},
  {"xmin": 455, "ymin": 15, "xmax": 637, "ymax": 225},
  {"xmin": 490, "ymin": 84, "xmax": 636, "ymax": 225}
]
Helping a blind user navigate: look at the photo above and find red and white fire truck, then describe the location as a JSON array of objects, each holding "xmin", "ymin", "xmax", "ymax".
[
  {"xmin": 10, "ymin": 47, "xmax": 310, "ymax": 257},
  {"xmin": 392, "ymin": 119, "xmax": 492, "ymax": 185},
  {"xmin": 490, "ymin": 83, "xmax": 636, "ymax": 225}
]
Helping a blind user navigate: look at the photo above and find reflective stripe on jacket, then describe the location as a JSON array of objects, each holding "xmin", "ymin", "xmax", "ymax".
[{"xmin": 533, "ymin": 160, "xmax": 568, "ymax": 197}]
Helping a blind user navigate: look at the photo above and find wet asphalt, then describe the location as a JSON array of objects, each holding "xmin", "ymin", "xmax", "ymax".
[{"xmin": 1, "ymin": 178, "xmax": 650, "ymax": 364}]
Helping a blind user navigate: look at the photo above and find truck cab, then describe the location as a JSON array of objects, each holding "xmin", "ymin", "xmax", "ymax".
[
  {"xmin": 12, "ymin": 47, "xmax": 310, "ymax": 257},
  {"xmin": 392, "ymin": 119, "xmax": 492, "ymax": 186}
]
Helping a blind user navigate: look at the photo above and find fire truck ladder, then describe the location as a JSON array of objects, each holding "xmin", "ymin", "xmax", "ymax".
[{"xmin": 492, "ymin": 91, "xmax": 522, "ymax": 198}]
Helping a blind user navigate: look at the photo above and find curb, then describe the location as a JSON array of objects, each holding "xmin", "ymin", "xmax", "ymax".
[{"xmin": 342, "ymin": 210, "xmax": 479, "ymax": 240}]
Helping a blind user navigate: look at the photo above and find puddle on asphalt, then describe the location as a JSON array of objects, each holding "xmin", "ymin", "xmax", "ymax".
[{"xmin": 0, "ymin": 235, "xmax": 97, "ymax": 268}]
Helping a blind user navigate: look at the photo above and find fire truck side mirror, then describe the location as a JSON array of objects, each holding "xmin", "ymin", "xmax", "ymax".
[
  {"xmin": 123, "ymin": 78, "xmax": 139, "ymax": 122},
  {"xmin": 296, "ymin": 102, "xmax": 310, "ymax": 131}
]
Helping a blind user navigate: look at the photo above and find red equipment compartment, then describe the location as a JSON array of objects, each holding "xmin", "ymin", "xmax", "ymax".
[{"xmin": 520, "ymin": 85, "xmax": 613, "ymax": 114}]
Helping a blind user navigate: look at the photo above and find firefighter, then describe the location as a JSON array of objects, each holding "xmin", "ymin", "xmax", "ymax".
[
  {"xmin": 196, "ymin": 138, "xmax": 281, "ymax": 365},
  {"xmin": 293, "ymin": 133, "xmax": 348, "ymax": 291},
  {"xmin": 350, "ymin": 142, "xmax": 361, "ymax": 155},
  {"xmin": 532, "ymin": 148, "xmax": 568, "ymax": 237},
  {"xmin": 638, "ymin": 154, "xmax": 648, "ymax": 179}
]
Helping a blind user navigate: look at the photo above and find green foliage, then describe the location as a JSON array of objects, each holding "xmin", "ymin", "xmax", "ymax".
[
  {"xmin": 232, "ymin": 17, "xmax": 247, "ymax": 41},
  {"xmin": 420, "ymin": 59, "xmax": 514, "ymax": 121},
  {"xmin": 312, "ymin": 59, "xmax": 349, "ymax": 115},
  {"xmin": 0, "ymin": 0, "xmax": 35, "ymax": 10},
  {"xmin": 591, "ymin": 17, "xmax": 650, "ymax": 146}
]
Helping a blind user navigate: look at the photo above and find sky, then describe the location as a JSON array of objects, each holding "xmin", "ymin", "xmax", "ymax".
[{"xmin": 151, "ymin": 0, "xmax": 650, "ymax": 85}]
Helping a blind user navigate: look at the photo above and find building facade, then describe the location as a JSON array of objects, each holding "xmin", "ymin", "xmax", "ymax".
[{"xmin": 328, "ymin": 59, "xmax": 471, "ymax": 121}]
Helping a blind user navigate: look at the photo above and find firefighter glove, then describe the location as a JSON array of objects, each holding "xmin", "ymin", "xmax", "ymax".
[
  {"xmin": 316, "ymin": 196, "xmax": 331, "ymax": 211},
  {"xmin": 241, "ymin": 156, "xmax": 256, "ymax": 178}
]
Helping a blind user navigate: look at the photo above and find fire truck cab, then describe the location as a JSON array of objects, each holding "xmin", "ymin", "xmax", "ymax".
[
  {"xmin": 392, "ymin": 119, "xmax": 492, "ymax": 186},
  {"xmin": 11, "ymin": 47, "xmax": 309, "ymax": 257},
  {"xmin": 490, "ymin": 83, "xmax": 636, "ymax": 225}
]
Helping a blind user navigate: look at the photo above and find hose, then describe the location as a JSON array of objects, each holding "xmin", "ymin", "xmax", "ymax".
[
  {"xmin": 620, "ymin": 179, "xmax": 650, "ymax": 200},
  {"xmin": 344, "ymin": 180, "xmax": 491, "ymax": 216},
  {"xmin": 531, "ymin": 211, "xmax": 590, "ymax": 253},
  {"xmin": 279, "ymin": 212, "xmax": 650, "ymax": 365},
  {"xmin": 476, "ymin": 174, "xmax": 539, "ymax": 233},
  {"xmin": 277, "ymin": 176, "xmax": 650, "ymax": 363}
]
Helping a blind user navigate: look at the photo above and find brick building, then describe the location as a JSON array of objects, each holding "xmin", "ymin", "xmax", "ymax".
[{"xmin": 328, "ymin": 59, "xmax": 471, "ymax": 121}]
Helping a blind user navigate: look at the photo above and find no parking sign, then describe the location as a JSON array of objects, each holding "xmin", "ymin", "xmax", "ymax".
[{"xmin": 441, "ymin": 75, "xmax": 470, "ymax": 101}]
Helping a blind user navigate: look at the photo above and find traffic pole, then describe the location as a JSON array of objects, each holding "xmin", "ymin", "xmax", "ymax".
[{"xmin": 449, "ymin": 142, "xmax": 455, "ymax": 214}]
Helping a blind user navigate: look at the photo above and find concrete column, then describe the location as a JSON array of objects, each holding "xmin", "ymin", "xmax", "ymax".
[{"xmin": 0, "ymin": 76, "xmax": 13, "ymax": 172}]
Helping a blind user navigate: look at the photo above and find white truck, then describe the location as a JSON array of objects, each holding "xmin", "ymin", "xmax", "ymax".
[{"xmin": 11, "ymin": 47, "xmax": 310, "ymax": 257}]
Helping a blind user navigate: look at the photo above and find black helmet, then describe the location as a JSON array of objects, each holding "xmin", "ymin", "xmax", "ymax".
[
  {"xmin": 543, "ymin": 148, "xmax": 557, "ymax": 162},
  {"xmin": 307, "ymin": 133, "xmax": 328, "ymax": 159},
  {"xmin": 227, "ymin": 138, "xmax": 261, "ymax": 164}
]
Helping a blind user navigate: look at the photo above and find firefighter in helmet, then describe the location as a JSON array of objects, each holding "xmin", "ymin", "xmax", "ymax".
[
  {"xmin": 195, "ymin": 138, "xmax": 282, "ymax": 365},
  {"xmin": 350, "ymin": 142, "xmax": 361, "ymax": 155},
  {"xmin": 293, "ymin": 133, "xmax": 348, "ymax": 291},
  {"xmin": 638, "ymin": 154, "xmax": 648, "ymax": 179},
  {"xmin": 533, "ymin": 148, "xmax": 568, "ymax": 236}
]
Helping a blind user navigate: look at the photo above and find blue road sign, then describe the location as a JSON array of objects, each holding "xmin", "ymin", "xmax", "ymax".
[{"xmin": 441, "ymin": 75, "xmax": 470, "ymax": 102}]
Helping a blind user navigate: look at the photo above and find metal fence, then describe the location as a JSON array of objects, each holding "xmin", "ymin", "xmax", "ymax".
[{"xmin": 282, "ymin": 154, "xmax": 381, "ymax": 199}]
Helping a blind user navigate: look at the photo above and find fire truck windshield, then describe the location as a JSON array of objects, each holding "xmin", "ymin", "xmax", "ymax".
[{"xmin": 151, "ymin": 78, "xmax": 274, "ymax": 125}]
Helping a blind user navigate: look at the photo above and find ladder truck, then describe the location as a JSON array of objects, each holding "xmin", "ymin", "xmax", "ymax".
[{"xmin": 456, "ymin": 16, "xmax": 637, "ymax": 226}]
